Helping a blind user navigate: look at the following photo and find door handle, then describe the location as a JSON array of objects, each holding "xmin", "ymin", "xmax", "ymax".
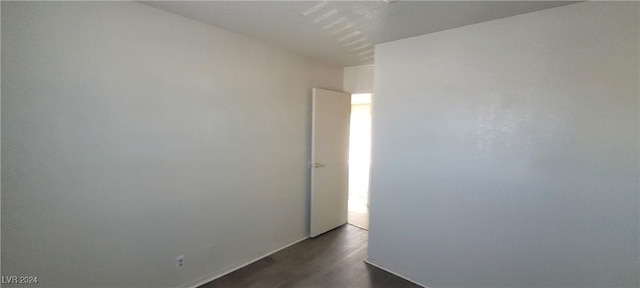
[{"xmin": 314, "ymin": 163, "xmax": 326, "ymax": 168}]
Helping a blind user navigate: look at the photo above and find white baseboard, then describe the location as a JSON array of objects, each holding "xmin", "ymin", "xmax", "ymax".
[
  {"xmin": 182, "ymin": 236, "xmax": 309, "ymax": 288},
  {"xmin": 364, "ymin": 259, "xmax": 429, "ymax": 288}
]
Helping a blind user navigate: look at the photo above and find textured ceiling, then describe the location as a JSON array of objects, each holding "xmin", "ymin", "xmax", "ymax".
[{"xmin": 142, "ymin": 1, "xmax": 578, "ymax": 67}]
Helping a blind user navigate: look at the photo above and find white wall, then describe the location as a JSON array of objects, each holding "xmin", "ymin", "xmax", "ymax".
[
  {"xmin": 1, "ymin": 2, "xmax": 341, "ymax": 287},
  {"xmin": 369, "ymin": 2, "xmax": 639, "ymax": 287},
  {"xmin": 343, "ymin": 64, "xmax": 374, "ymax": 94}
]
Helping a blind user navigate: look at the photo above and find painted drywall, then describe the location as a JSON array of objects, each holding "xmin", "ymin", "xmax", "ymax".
[
  {"xmin": 1, "ymin": 2, "xmax": 341, "ymax": 287},
  {"xmin": 369, "ymin": 2, "xmax": 639, "ymax": 287},
  {"xmin": 343, "ymin": 64, "xmax": 374, "ymax": 94}
]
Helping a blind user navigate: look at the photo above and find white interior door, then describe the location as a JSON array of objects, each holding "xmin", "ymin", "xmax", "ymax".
[{"xmin": 310, "ymin": 88, "xmax": 351, "ymax": 238}]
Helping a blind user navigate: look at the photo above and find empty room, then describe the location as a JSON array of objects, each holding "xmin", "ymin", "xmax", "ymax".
[{"xmin": 1, "ymin": 1, "xmax": 638, "ymax": 288}]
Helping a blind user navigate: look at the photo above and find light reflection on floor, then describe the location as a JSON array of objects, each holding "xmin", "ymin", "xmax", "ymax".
[{"xmin": 348, "ymin": 200, "xmax": 369, "ymax": 230}]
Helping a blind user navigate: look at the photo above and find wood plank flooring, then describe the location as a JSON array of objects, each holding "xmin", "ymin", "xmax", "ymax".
[{"xmin": 199, "ymin": 224, "xmax": 422, "ymax": 288}]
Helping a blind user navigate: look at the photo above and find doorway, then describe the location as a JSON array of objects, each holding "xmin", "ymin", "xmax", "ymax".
[{"xmin": 348, "ymin": 93, "xmax": 372, "ymax": 230}]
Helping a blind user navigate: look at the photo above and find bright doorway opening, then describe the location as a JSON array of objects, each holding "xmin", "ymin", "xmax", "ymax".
[{"xmin": 348, "ymin": 93, "xmax": 372, "ymax": 230}]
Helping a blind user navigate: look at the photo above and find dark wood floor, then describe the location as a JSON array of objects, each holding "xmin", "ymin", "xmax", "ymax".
[{"xmin": 199, "ymin": 224, "xmax": 422, "ymax": 288}]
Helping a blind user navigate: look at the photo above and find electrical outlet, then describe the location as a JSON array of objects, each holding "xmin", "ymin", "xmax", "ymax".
[{"xmin": 176, "ymin": 255, "xmax": 185, "ymax": 269}]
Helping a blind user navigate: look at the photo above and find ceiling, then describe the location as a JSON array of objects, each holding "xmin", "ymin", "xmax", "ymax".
[{"xmin": 142, "ymin": 1, "xmax": 578, "ymax": 67}]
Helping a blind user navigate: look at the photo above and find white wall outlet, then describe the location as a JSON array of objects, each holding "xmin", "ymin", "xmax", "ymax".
[{"xmin": 176, "ymin": 255, "xmax": 185, "ymax": 269}]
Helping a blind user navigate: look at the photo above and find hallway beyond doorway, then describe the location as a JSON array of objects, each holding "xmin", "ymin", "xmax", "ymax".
[{"xmin": 348, "ymin": 93, "xmax": 371, "ymax": 230}]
